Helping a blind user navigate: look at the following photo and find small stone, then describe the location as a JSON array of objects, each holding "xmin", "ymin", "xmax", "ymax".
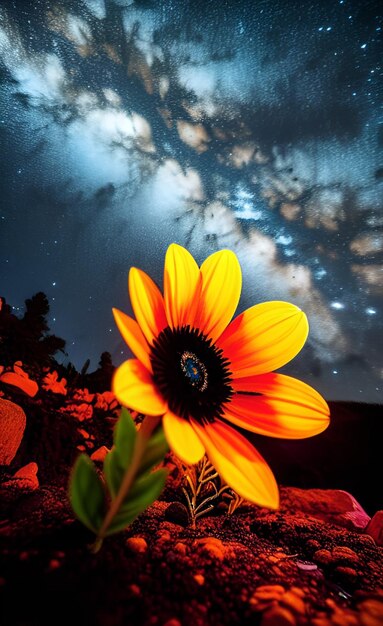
[
  {"xmin": 194, "ymin": 537, "xmax": 225, "ymax": 560},
  {"xmin": 313, "ymin": 549, "xmax": 333, "ymax": 565},
  {"xmin": 332, "ymin": 546, "xmax": 359, "ymax": 566},
  {"xmin": 335, "ymin": 566, "xmax": 358, "ymax": 583},
  {"xmin": 125, "ymin": 537, "xmax": 148, "ymax": 554},
  {"xmin": 77, "ymin": 428, "xmax": 90, "ymax": 439},
  {"xmin": 281, "ymin": 588, "xmax": 306, "ymax": 615},
  {"xmin": 76, "ymin": 445, "xmax": 86, "ymax": 451},
  {"xmin": 358, "ymin": 598, "xmax": 383, "ymax": 626},
  {"xmin": 193, "ymin": 574, "xmax": 205, "ymax": 585},
  {"xmin": 129, "ymin": 584, "xmax": 141, "ymax": 596},
  {"xmin": 164, "ymin": 502, "xmax": 189, "ymax": 527},
  {"xmin": 261, "ymin": 605, "xmax": 296, "ymax": 626},
  {"xmin": 249, "ymin": 585, "xmax": 285, "ymax": 609},
  {"xmin": 13, "ymin": 462, "xmax": 39, "ymax": 490},
  {"xmin": 163, "ymin": 620, "xmax": 182, "ymax": 626},
  {"xmin": 174, "ymin": 542, "xmax": 187, "ymax": 556},
  {"xmin": 48, "ymin": 559, "xmax": 61, "ymax": 571},
  {"xmin": 365, "ymin": 511, "xmax": 383, "ymax": 546},
  {"xmin": 0, "ymin": 399, "xmax": 26, "ymax": 465},
  {"xmin": 90, "ymin": 445, "xmax": 109, "ymax": 462}
]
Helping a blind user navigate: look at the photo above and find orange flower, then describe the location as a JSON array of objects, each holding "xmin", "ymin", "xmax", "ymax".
[{"xmin": 112, "ymin": 244, "xmax": 330, "ymax": 509}]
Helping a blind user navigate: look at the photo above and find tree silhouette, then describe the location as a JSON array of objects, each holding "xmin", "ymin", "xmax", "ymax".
[{"xmin": 0, "ymin": 292, "xmax": 66, "ymax": 367}]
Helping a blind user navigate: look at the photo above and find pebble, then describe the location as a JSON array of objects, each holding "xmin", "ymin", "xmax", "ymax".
[
  {"xmin": 129, "ymin": 584, "xmax": 141, "ymax": 596},
  {"xmin": 164, "ymin": 502, "xmax": 189, "ymax": 527},
  {"xmin": 366, "ymin": 511, "xmax": 383, "ymax": 547},
  {"xmin": 261, "ymin": 605, "xmax": 296, "ymax": 626},
  {"xmin": 163, "ymin": 620, "xmax": 182, "ymax": 626},
  {"xmin": 332, "ymin": 546, "xmax": 359, "ymax": 566},
  {"xmin": 90, "ymin": 446, "xmax": 109, "ymax": 462},
  {"xmin": 358, "ymin": 598, "xmax": 383, "ymax": 626},
  {"xmin": 335, "ymin": 566, "xmax": 357, "ymax": 583},
  {"xmin": 0, "ymin": 399, "xmax": 26, "ymax": 465},
  {"xmin": 125, "ymin": 537, "xmax": 148, "ymax": 554},
  {"xmin": 173, "ymin": 542, "xmax": 187, "ymax": 556},
  {"xmin": 313, "ymin": 549, "xmax": 333, "ymax": 565},
  {"xmin": 193, "ymin": 574, "xmax": 205, "ymax": 586},
  {"xmin": 13, "ymin": 462, "xmax": 39, "ymax": 490},
  {"xmin": 280, "ymin": 588, "xmax": 306, "ymax": 615},
  {"xmin": 194, "ymin": 537, "xmax": 225, "ymax": 560}
]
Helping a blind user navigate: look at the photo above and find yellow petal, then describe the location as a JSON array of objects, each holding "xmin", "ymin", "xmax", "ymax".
[
  {"xmin": 163, "ymin": 410, "xmax": 205, "ymax": 465},
  {"xmin": 112, "ymin": 308, "xmax": 152, "ymax": 373},
  {"xmin": 191, "ymin": 419, "xmax": 279, "ymax": 509},
  {"xmin": 226, "ymin": 373, "xmax": 330, "ymax": 438},
  {"xmin": 218, "ymin": 301, "xmax": 309, "ymax": 377},
  {"xmin": 112, "ymin": 359, "xmax": 167, "ymax": 415},
  {"xmin": 164, "ymin": 243, "xmax": 201, "ymax": 328},
  {"xmin": 129, "ymin": 267, "xmax": 168, "ymax": 345},
  {"xmin": 195, "ymin": 249, "xmax": 242, "ymax": 342}
]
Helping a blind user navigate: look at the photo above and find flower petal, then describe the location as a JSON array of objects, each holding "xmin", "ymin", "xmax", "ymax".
[
  {"xmin": 113, "ymin": 359, "xmax": 167, "ymax": 415},
  {"xmin": 191, "ymin": 419, "xmax": 279, "ymax": 509},
  {"xmin": 112, "ymin": 308, "xmax": 152, "ymax": 373},
  {"xmin": 218, "ymin": 301, "xmax": 309, "ymax": 377},
  {"xmin": 195, "ymin": 249, "xmax": 242, "ymax": 342},
  {"xmin": 225, "ymin": 373, "xmax": 330, "ymax": 438},
  {"xmin": 129, "ymin": 267, "xmax": 167, "ymax": 345},
  {"xmin": 164, "ymin": 243, "xmax": 201, "ymax": 328},
  {"xmin": 163, "ymin": 410, "xmax": 205, "ymax": 465}
]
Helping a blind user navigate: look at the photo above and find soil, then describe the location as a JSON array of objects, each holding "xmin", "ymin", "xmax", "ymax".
[{"xmin": 0, "ymin": 388, "xmax": 383, "ymax": 626}]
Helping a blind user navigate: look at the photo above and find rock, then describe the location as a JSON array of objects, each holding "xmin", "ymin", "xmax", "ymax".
[
  {"xmin": 13, "ymin": 462, "xmax": 39, "ymax": 490},
  {"xmin": 281, "ymin": 487, "xmax": 371, "ymax": 531},
  {"xmin": 332, "ymin": 546, "xmax": 359, "ymax": 566},
  {"xmin": 261, "ymin": 605, "xmax": 296, "ymax": 626},
  {"xmin": 313, "ymin": 549, "xmax": 334, "ymax": 566},
  {"xmin": 90, "ymin": 446, "xmax": 109, "ymax": 462},
  {"xmin": 194, "ymin": 537, "xmax": 225, "ymax": 560},
  {"xmin": 0, "ymin": 398, "xmax": 26, "ymax": 465},
  {"xmin": 164, "ymin": 502, "xmax": 189, "ymax": 527},
  {"xmin": 357, "ymin": 597, "xmax": 383, "ymax": 626},
  {"xmin": 365, "ymin": 511, "xmax": 383, "ymax": 546},
  {"xmin": 125, "ymin": 537, "xmax": 148, "ymax": 554},
  {"xmin": 193, "ymin": 574, "xmax": 205, "ymax": 585}
]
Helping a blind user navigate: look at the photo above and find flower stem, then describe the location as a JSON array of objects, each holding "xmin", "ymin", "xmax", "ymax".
[{"xmin": 92, "ymin": 415, "xmax": 161, "ymax": 552}]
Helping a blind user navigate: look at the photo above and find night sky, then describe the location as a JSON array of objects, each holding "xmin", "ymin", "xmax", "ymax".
[{"xmin": 0, "ymin": 0, "xmax": 382, "ymax": 402}]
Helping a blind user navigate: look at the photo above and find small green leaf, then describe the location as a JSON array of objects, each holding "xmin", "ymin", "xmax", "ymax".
[
  {"xmin": 138, "ymin": 426, "xmax": 169, "ymax": 476},
  {"xmin": 69, "ymin": 455, "xmax": 106, "ymax": 533},
  {"xmin": 106, "ymin": 468, "xmax": 168, "ymax": 535},
  {"xmin": 114, "ymin": 407, "xmax": 137, "ymax": 467},
  {"xmin": 103, "ymin": 449, "xmax": 124, "ymax": 498}
]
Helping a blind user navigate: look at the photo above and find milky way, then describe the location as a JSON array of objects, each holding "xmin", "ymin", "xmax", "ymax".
[{"xmin": 0, "ymin": 0, "xmax": 382, "ymax": 401}]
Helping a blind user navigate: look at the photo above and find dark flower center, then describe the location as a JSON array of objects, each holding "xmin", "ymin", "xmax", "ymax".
[{"xmin": 150, "ymin": 325, "xmax": 233, "ymax": 423}]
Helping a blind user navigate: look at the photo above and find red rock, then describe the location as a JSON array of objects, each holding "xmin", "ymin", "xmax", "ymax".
[
  {"xmin": 365, "ymin": 511, "xmax": 383, "ymax": 546},
  {"xmin": 281, "ymin": 487, "xmax": 370, "ymax": 531},
  {"xmin": 13, "ymin": 462, "xmax": 39, "ymax": 490},
  {"xmin": 90, "ymin": 445, "xmax": 109, "ymax": 462},
  {"xmin": 0, "ymin": 398, "xmax": 26, "ymax": 465}
]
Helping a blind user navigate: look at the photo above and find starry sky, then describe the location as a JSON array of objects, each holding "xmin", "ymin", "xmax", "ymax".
[{"xmin": 0, "ymin": 0, "xmax": 382, "ymax": 402}]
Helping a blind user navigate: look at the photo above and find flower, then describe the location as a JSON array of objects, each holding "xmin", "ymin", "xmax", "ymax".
[
  {"xmin": 42, "ymin": 370, "xmax": 68, "ymax": 395},
  {"xmin": 112, "ymin": 244, "xmax": 330, "ymax": 509}
]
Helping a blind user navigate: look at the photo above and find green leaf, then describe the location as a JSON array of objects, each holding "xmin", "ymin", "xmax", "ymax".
[
  {"xmin": 103, "ymin": 449, "xmax": 124, "ymax": 498},
  {"xmin": 138, "ymin": 426, "xmax": 169, "ymax": 476},
  {"xmin": 103, "ymin": 409, "xmax": 137, "ymax": 498},
  {"xmin": 114, "ymin": 407, "xmax": 137, "ymax": 467},
  {"xmin": 69, "ymin": 455, "xmax": 106, "ymax": 533},
  {"xmin": 106, "ymin": 468, "xmax": 168, "ymax": 535}
]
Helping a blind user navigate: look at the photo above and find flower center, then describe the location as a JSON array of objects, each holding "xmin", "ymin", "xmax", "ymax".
[
  {"xmin": 150, "ymin": 325, "xmax": 232, "ymax": 423},
  {"xmin": 180, "ymin": 351, "xmax": 208, "ymax": 391}
]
